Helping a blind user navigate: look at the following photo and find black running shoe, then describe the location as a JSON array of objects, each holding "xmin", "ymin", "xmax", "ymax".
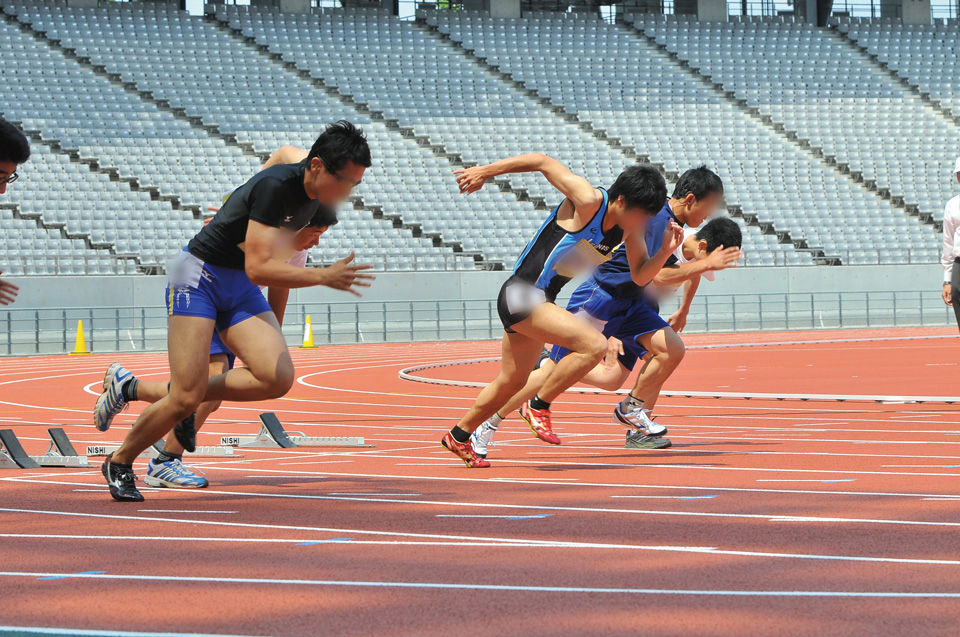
[
  {"xmin": 174, "ymin": 412, "xmax": 197, "ymax": 453},
  {"xmin": 625, "ymin": 430, "xmax": 672, "ymax": 450},
  {"xmin": 536, "ymin": 347, "xmax": 552, "ymax": 370},
  {"xmin": 101, "ymin": 453, "xmax": 144, "ymax": 502}
]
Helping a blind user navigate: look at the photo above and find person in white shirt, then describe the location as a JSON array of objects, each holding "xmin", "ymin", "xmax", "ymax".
[{"xmin": 941, "ymin": 156, "xmax": 960, "ymax": 330}]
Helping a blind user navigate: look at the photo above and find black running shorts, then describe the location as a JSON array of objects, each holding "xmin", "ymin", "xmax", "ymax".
[{"xmin": 497, "ymin": 275, "xmax": 549, "ymax": 333}]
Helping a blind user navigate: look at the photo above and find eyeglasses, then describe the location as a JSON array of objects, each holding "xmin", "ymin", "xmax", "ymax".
[
  {"xmin": 0, "ymin": 172, "xmax": 19, "ymax": 186},
  {"xmin": 320, "ymin": 159, "xmax": 361, "ymax": 190}
]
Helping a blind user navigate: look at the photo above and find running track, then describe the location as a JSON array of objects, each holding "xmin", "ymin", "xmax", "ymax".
[{"xmin": 1, "ymin": 327, "xmax": 959, "ymax": 636}]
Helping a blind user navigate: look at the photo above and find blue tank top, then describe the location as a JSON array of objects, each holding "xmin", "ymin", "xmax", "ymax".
[
  {"xmin": 592, "ymin": 202, "xmax": 682, "ymax": 300},
  {"xmin": 513, "ymin": 188, "xmax": 624, "ymax": 301}
]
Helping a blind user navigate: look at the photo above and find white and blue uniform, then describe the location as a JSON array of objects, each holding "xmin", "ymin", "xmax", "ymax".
[
  {"xmin": 496, "ymin": 188, "xmax": 624, "ymax": 331},
  {"xmin": 550, "ymin": 202, "xmax": 682, "ymax": 370}
]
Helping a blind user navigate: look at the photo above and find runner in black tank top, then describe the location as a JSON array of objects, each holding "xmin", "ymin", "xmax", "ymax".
[{"xmin": 439, "ymin": 152, "xmax": 676, "ymax": 468}]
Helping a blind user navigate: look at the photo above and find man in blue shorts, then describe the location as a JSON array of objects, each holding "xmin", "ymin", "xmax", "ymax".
[
  {"xmin": 471, "ymin": 167, "xmax": 739, "ymax": 454},
  {"xmin": 441, "ymin": 153, "xmax": 680, "ymax": 468},
  {"xmin": 93, "ymin": 122, "xmax": 374, "ymax": 501}
]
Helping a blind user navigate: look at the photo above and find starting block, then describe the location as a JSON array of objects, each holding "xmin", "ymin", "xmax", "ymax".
[
  {"xmin": 85, "ymin": 438, "xmax": 239, "ymax": 459},
  {"xmin": 221, "ymin": 412, "xmax": 370, "ymax": 449},
  {"xmin": 0, "ymin": 428, "xmax": 91, "ymax": 469}
]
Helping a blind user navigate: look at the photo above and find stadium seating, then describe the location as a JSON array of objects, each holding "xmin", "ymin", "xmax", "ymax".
[
  {"xmin": 638, "ymin": 14, "xmax": 949, "ymax": 263},
  {"xmin": 0, "ymin": 4, "xmax": 950, "ymax": 271}
]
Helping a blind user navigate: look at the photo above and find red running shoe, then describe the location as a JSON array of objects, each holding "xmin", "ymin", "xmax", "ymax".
[
  {"xmin": 441, "ymin": 431, "xmax": 491, "ymax": 468},
  {"xmin": 520, "ymin": 401, "xmax": 561, "ymax": 445}
]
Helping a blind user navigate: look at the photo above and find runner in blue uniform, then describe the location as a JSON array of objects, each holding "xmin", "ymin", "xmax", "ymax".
[
  {"xmin": 94, "ymin": 122, "xmax": 374, "ymax": 501},
  {"xmin": 441, "ymin": 153, "xmax": 679, "ymax": 467}
]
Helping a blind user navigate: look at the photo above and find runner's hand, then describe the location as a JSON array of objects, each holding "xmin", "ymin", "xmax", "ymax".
[
  {"xmin": 604, "ymin": 337, "xmax": 624, "ymax": 369},
  {"xmin": 662, "ymin": 221, "xmax": 684, "ymax": 254},
  {"xmin": 454, "ymin": 166, "xmax": 489, "ymax": 195},
  {"xmin": 668, "ymin": 309, "xmax": 687, "ymax": 333},
  {"xmin": 705, "ymin": 245, "xmax": 742, "ymax": 271},
  {"xmin": 944, "ymin": 283, "xmax": 953, "ymax": 306},
  {"xmin": 0, "ymin": 272, "xmax": 18, "ymax": 306},
  {"xmin": 322, "ymin": 252, "xmax": 375, "ymax": 297}
]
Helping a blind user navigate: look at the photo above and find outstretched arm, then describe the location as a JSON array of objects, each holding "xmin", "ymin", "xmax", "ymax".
[
  {"xmin": 668, "ymin": 277, "xmax": 700, "ymax": 333},
  {"xmin": 261, "ymin": 145, "xmax": 308, "ymax": 171},
  {"xmin": 655, "ymin": 246, "xmax": 742, "ymax": 286},
  {"xmin": 454, "ymin": 153, "xmax": 601, "ymax": 212}
]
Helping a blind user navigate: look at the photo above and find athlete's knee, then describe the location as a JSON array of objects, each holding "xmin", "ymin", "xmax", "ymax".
[
  {"xmin": 595, "ymin": 377, "xmax": 623, "ymax": 392},
  {"xmin": 265, "ymin": 360, "xmax": 295, "ymax": 398},
  {"xmin": 658, "ymin": 330, "xmax": 685, "ymax": 364},
  {"xmin": 166, "ymin": 389, "xmax": 204, "ymax": 422},
  {"xmin": 583, "ymin": 331, "xmax": 607, "ymax": 362}
]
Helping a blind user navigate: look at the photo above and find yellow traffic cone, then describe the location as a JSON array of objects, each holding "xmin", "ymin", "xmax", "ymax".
[
  {"xmin": 69, "ymin": 320, "xmax": 91, "ymax": 355},
  {"xmin": 299, "ymin": 314, "xmax": 317, "ymax": 349}
]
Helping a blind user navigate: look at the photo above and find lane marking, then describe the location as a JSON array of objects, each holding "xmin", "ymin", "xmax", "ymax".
[
  {"xmin": 137, "ymin": 510, "xmax": 238, "ymax": 514},
  {"xmin": 435, "ymin": 514, "xmax": 553, "ymax": 520},
  {"xmin": 2, "ymin": 571, "xmax": 959, "ymax": 597}
]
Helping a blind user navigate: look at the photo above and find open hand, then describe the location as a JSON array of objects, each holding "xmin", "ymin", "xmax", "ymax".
[
  {"xmin": 668, "ymin": 309, "xmax": 687, "ymax": 333},
  {"xmin": 0, "ymin": 271, "xmax": 19, "ymax": 306},
  {"xmin": 323, "ymin": 252, "xmax": 376, "ymax": 297},
  {"xmin": 453, "ymin": 166, "xmax": 490, "ymax": 195},
  {"xmin": 604, "ymin": 337, "xmax": 624, "ymax": 369},
  {"xmin": 705, "ymin": 245, "xmax": 742, "ymax": 271},
  {"xmin": 662, "ymin": 221, "xmax": 684, "ymax": 254}
]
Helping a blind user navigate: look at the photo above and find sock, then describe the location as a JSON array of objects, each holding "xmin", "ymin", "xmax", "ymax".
[
  {"xmin": 530, "ymin": 395, "xmax": 550, "ymax": 411},
  {"xmin": 108, "ymin": 455, "xmax": 133, "ymax": 472},
  {"xmin": 487, "ymin": 412, "xmax": 503, "ymax": 428},
  {"xmin": 121, "ymin": 378, "xmax": 139, "ymax": 402},
  {"xmin": 156, "ymin": 450, "xmax": 182, "ymax": 464},
  {"xmin": 619, "ymin": 393, "xmax": 643, "ymax": 413},
  {"xmin": 450, "ymin": 427, "xmax": 470, "ymax": 443}
]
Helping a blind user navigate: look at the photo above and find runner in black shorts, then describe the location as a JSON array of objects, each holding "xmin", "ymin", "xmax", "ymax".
[
  {"xmin": 440, "ymin": 153, "xmax": 681, "ymax": 467},
  {"xmin": 94, "ymin": 121, "xmax": 375, "ymax": 502}
]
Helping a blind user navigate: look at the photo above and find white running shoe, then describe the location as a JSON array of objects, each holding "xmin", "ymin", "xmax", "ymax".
[
  {"xmin": 94, "ymin": 363, "xmax": 134, "ymax": 432},
  {"xmin": 144, "ymin": 458, "xmax": 209, "ymax": 488},
  {"xmin": 470, "ymin": 420, "xmax": 499, "ymax": 459},
  {"xmin": 613, "ymin": 404, "xmax": 667, "ymax": 437}
]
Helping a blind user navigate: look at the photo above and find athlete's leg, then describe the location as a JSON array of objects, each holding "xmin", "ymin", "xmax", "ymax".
[
  {"xmin": 111, "ymin": 315, "xmax": 216, "ymax": 465},
  {"xmin": 495, "ymin": 359, "xmax": 557, "ymax": 419},
  {"xmin": 160, "ymin": 355, "xmax": 229, "ymax": 455},
  {"xmin": 580, "ymin": 359, "xmax": 633, "ymax": 392},
  {"xmin": 513, "ymin": 302, "xmax": 607, "ymax": 404},
  {"xmin": 209, "ymin": 311, "xmax": 293, "ymax": 402},
  {"xmin": 452, "ymin": 330, "xmax": 545, "ymax": 436},
  {"xmin": 628, "ymin": 327, "xmax": 685, "ymax": 411}
]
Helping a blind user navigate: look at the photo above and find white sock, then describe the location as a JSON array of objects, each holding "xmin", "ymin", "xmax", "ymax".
[{"xmin": 487, "ymin": 412, "xmax": 503, "ymax": 428}]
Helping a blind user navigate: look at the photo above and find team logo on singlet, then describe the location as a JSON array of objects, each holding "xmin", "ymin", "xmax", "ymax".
[{"xmin": 553, "ymin": 239, "xmax": 615, "ymax": 278}]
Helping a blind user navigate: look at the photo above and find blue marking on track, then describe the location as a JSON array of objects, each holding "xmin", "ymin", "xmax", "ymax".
[
  {"xmin": 38, "ymin": 570, "xmax": 106, "ymax": 581},
  {"xmin": 680, "ymin": 495, "xmax": 719, "ymax": 500},
  {"xmin": 504, "ymin": 514, "xmax": 553, "ymax": 520},
  {"xmin": 299, "ymin": 538, "xmax": 353, "ymax": 546},
  {"xmin": 943, "ymin": 465, "xmax": 960, "ymax": 468},
  {"xmin": 822, "ymin": 479, "xmax": 857, "ymax": 483}
]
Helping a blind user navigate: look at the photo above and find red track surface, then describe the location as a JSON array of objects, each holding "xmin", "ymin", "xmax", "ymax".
[{"xmin": 1, "ymin": 327, "xmax": 960, "ymax": 636}]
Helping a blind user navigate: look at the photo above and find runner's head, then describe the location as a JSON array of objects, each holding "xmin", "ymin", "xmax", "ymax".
[
  {"xmin": 607, "ymin": 164, "xmax": 668, "ymax": 234},
  {"xmin": 686, "ymin": 217, "xmax": 742, "ymax": 261},
  {"xmin": 293, "ymin": 205, "xmax": 339, "ymax": 251},
  {"xmin": 670, "ymin": 166, "xmax": 724, "ymax": 228},
  {"xmin": 305, "ymin": 121, "xmax": 371, "ymax": 206},
  {"xmin": 0, "ymin": 119, "xmax": 30, "ymax": 196}
]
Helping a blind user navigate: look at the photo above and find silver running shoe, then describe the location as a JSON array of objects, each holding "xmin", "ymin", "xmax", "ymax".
[
  {"xmin": 94, "ymin": 362, "xmax": 134, "ymax": 432},
  {"xmin": 625, "ymin": 429, "xmax": 672, "ymax": 450},
  {"xmin": 613, "ymin": 404, "xmax": 667, "ymax": 436},
  {"xmin": 470, "ymin": 419, "xmax": 499, "ymax": 459}
]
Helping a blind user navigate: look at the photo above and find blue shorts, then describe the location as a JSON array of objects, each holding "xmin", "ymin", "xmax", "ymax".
[
  {"xmin": 165, "ymin": 249, "xmax": 270, "ymax": 368},
  {"xmin": 550, "ymin": 278, "xmax": 668, "ymax": 372},
  {"xmin": 209, "ymin": 331, "xmax": 237, "ymax": 370}
]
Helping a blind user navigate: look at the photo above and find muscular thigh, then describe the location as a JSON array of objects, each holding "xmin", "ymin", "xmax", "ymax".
[
  {"xmin": 168, "ymin": 315, "xmax": 218, "ymax": 399},
  {"xmin": 218, "ymin": 311, "xmax": 291, "ymax": 378},
  {"xmin": 514, "ymin": 302, "xmax": 604, "ymax": 352}
]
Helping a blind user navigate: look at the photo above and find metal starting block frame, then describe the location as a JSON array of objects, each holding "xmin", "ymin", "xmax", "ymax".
[
  {"xmin": 85, "ymin": 439, "xmax": 238, "ymax": 459},
  {"xmin": 221, "ymin": 412, "xmax": 370, "ymax": 449},
  {"xmin": 0, "ymin": 428, "xmax": 91, "ymax": 469}
]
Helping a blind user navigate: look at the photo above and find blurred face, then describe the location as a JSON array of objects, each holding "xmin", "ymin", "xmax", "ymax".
[
  {"xmin": 612, "ymin": 196, "xmax": 655, "ymax": 235},
  {"xmin": 678, "ymin": 191, "xmax": 724, "ymax": 229},
  {"xmin": 0, "ymin": 161, "xmax": 18, "ymax": 195},
  {"xmin": 292, "ymin": 225, "xmax": 328, "ymax": 251},
  {"xmin": 306, "ymin": 157, "xmax": 365, "ymax": 206}
]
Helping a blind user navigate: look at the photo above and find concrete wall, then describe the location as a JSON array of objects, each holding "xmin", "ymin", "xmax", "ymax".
[
  {"xmin": 696, "ymin": 0, "xmax": 728, "ymax": 22},
  {"xmin": 901, "ymin": 0, "xmax": 932, "ymax": 24},
  {"xmin": 8, "ymin": 264, "xmax": 939, "ymax": 311}
]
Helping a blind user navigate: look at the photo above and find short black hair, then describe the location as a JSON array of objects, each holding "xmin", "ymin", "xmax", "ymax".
[
  {"xmin": 0, "ymin": 119, "xmax": 30, "ymax": 165},
  {"xmin": 695, "ymin": 217, "xmax": 742, "ymax": 253},
  {"xmin": 672, "ymin": 165, "xmax": 723, "ymax": 200},
  {"xmin": 308, "ymin": 120, "xmax": 371, "ymax": 172},
  {"xmin": 307, "ymin": 205, "xmax": 338, "ymax": 228},
  {"xmin": 607, "ymin": 164, "xmax": 667, "ymax": 215}
]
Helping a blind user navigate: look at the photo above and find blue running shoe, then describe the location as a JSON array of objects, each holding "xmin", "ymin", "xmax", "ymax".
[
  {"xmin": 144, "ymin": 458, "xmax": 209, "ymax": 489},
  {"xmin": 94, "ymin": 363, "xmax": 134, "ymax": 432}
]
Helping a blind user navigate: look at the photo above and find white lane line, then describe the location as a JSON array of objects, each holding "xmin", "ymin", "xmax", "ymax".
[
  {"xmin": 1, "ymin": 572, "xmax": 958, "ymax": 597},
  {"xmin": 4, "ymin": 485, "xmax": 960, "ymax": 530},
  {"xmin": 137, "ymin": 510, "xmax": 238, "ymax": 514}
]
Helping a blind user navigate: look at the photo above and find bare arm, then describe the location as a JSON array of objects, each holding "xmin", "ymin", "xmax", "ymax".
[
  {"xmin": 625, "ymin": 222, "xmax": 684, "ymax": 288},
  {"xmin": 668, "ymin": 277, "xmax": 700, "ymax": 333},
  {"xmin": 244, "ymin": 220, "xmax": 373, "ymax": 295},
  {"xmin": 267, "ymin": 286, "xmax": 291, "ymax": 326},
  {"xmin": 261, "ymin": 145, "xmax": 308, "ymax": 171},
  {"xmin": 454, "ymin": 153, "xmax": 601, "ymax": 212}
]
